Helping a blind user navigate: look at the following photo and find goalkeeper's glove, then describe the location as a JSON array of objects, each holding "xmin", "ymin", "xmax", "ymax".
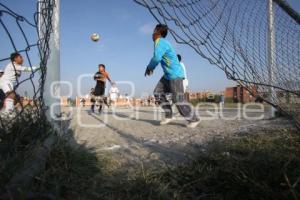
[{"xmin": 144, "ymin": 67, "xmax": 153, "ymax": 77}]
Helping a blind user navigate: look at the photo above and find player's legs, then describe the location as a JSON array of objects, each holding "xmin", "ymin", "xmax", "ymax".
[
  {"xmin": 110, "ymin": 99, "xmax": 116, "ymax": 107},
  {"xmin": 170, "ymin": 78, "xmax": 199, "ymax": 122},
  {"xmin": 98, "ymin": 103, "xmax": 103, "ymax": 113},
  {"xmin": 154, "ymin": 77, "xmax": 172, "ymax": 118},
  {"xmin": 219, "ymin": 102, "xmax": 224, "ymax": 109},
  {"xmin": 96, "ymin": 97, "xmax": 104, "ymax": 113},
  {"xmin": 103, "ymin": 97, "xmax": 109, "ymax": 108},
  {"xmin": 93, "ymin": 82, "xmax": 105, "ymax": 113},
  {"xmin": 91, "ymin": 103, "xmax": 95, "ymax": 112},
  {"xmin": 0, "ymin": 80, "xmax": 16, "ymax": 113},
  {"xmin": 5, "ymin": 92, "xmax": 15, "ymax": 113},
  {"xmin": 106, "ymin": 97, "xmax": 110, "ymax": 108},
  {"xmin": 99, "ymin": 83, "xmax": 106, "ymax": 113},
  {"xmin": 219, "ymin": 101, "xmax": 224, "ymax": 118},
  {"xmin": 90, "ymin": 97, "xmax": 96, "ymax": 113}
]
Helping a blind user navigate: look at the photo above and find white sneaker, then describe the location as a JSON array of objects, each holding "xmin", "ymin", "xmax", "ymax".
[
  {"xmin": 186, "ymin": 120, "xmax": 201, "ymax": 128},
  {"xmin": 160, "ymin": 117, "xmax": 175, "ymax": 125}
]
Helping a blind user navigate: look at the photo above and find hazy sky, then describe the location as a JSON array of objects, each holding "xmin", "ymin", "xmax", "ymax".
[
  {"xmin": 58, "ymin": 0, "xmax": 237, "ymax": 97},
  {"xmin": 1, "ymin": 0, "xmax": 299, "ymax": 97}
]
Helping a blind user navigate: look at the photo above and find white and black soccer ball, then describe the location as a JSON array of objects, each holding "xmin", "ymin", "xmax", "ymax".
[{"xmin": 90, "ymin": 33, "xmax": 100, "ymax": 42}]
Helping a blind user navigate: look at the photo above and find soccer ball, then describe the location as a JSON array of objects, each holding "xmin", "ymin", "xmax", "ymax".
[{"xmin": 91, "ymin": 33, "xmax": 100, "ymax": 42}]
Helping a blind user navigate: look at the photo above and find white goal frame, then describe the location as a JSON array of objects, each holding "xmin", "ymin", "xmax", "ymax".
[{"xmin": 38, "ymin": 0, "xmax": 61, "ymax": 121}]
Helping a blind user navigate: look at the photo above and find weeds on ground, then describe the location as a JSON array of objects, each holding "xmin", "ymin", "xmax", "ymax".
[
  {"xmin": 29, "ymin": 128, "xmax": 300, "ymax": 200},
  {"xmin": 0, "ymin": 112, "xmax": 53, "ymax": 193}
]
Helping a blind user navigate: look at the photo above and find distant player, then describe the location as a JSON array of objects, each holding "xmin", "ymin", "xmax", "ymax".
[
  {"xmin": 90, "ymin": 88, "xmax": 96, "ymax": 113},
  {"xmin": 93, "ymin": 64, "xmax": 113, "ymax": 113},
  {"xmin": 0, "ymin": 53, "xmax": 38, "ymax": 114},
  {"xmin": 177, "ymin": 54, "xmax": 188, "ymax": 93},
  {"xmin": 80, "ymin": 98, "xmax": 86, "ymax": 107},
  {"xmin": 144, "ymin": 24, "xmax": 200, "ymax": 128},
  {"xmin": 125, "ymin": 93, "xmax": 131, "ymax": 107},
  {"xmin": 147, "ymin": 96, "xmax": 151, "ymax": 106},
  {"xmin": 109, "ymin": 83, "xmax": 119, "ymax": 106},
  {"xmin": 219, "ymin": 94, "xmax": 225, "ymax": 118},
  {"xmin": 220, "ymin": 94, "xmax": 225, "ymax": 109}
]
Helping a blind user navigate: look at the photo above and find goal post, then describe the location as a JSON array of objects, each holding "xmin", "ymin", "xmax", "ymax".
[
  {"xmin": 267, "ymin": 0, "xmax": 276, "ymax": 118},
  {"xmin": 38, "ymin": 0, "xmax": 61, "ymax": 121}
]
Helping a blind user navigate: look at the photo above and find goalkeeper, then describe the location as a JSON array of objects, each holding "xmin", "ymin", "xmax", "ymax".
[{"xmin": 144, "ymin": 24, "xmax": 200, "ymax": 128}]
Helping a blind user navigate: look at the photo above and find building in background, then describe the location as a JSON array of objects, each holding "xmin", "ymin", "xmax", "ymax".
[
  {"xmin": 61, "ymin": 96, "xmax": 69, "ymax": 107},
  {"xmin": 69, "ymin": 85, "xmax": 262, "ymax": 107},
  {"xmin": 186, "ymin": 91, "xmax": 212, "ymax": 102},
  {"xmin": 225, "ymin": 85, "xmax": 257, "ymax": 103}
]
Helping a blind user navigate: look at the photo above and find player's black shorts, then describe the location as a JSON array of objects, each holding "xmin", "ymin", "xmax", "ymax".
[
  {"xmin": 90, "ymin": 97, "xmax": 96, "ymax": 103},
  {"xmin": 94, "ymin": 81, "xmax": 105, "ymax": 96}
]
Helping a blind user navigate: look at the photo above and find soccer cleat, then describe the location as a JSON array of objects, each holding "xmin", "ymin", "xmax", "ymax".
[
  {"xmin": 160, "ymin": 117, "xmax": 175, "ymax": 125},
  {"xmin": 186, "ymin": 120, "xmax": 201, "ymax": 128}
]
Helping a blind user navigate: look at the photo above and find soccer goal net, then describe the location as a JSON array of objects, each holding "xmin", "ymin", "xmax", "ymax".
[
  {"xmin": 0, "ymin": 0, "xmax": 57, "ymax": 134},
  {"xmin": 134, "ymin": 0, "xmax": 300, "ymax": 129}
]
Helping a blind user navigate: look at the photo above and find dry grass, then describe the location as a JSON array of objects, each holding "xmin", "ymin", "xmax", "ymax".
[
  {"xmin": 0, "ymin": 113, "xmax": 52, "ymax": 194},
  {"xmin": 26, "ymin": 127, "xmax": 300, "ymax": 200}
]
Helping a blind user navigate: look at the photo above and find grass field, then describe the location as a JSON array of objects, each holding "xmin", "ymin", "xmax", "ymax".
[
  {"xmin": 1, "ymin": 107, "xmax": 299, "ymax": 199},
  {"xmin": 26, "ymin": 127, "xmax": 300, "ymax": 200},
  {"xmin": 0, "ymin": 114, "xmax": 52, "ymax": 194}
]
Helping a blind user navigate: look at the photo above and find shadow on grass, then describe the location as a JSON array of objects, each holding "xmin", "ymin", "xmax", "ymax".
[
  {"xmin": 1, "ymin": 108, "xmax": 300, "ymax": 199},
  {"xmin": 0, "ymin": 113, "xmax": 53, "ymax": 195},
  {"xmin": 29, "ymin": 130, "xmax": 172, "ymax": 199},
  {"xmin": 89, "ymin": 112, "xmax": 188, "ymax": 163},
  {"xmin": 158, "ymin": 129, "xmax": 300, "ymax": 200},
  {"xmin": 29, "ymin": 123, "xmax": 300, "ymax": 200}
]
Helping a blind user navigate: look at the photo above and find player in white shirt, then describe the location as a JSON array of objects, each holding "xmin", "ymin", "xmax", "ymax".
[
  {"xmin": 0, "ymin": 53, "xmax": 38, "ymax": 113},
  {"xmin": 177, "ymin": 54, "xmax": 189, "ymax": 93},
  {"xmin": 125, "ymin": 93, "xmax": 131, "ymax": 107},
  {"xmin": 109, "ymin": 83, "xmax": 119, "ymax": 107}
]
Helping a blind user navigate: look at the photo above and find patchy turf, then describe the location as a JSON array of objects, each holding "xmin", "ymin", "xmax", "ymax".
[
  {"xmin": 28, "ymin": 127, "xmax": 300, "ymax": 200},
  {"xmin": 1, "ymin": 108, "xmax": 299, "ymax": 199},
  {"xmin": 0, "ymin": 113, "xmax": 53, "ymax": 194}
]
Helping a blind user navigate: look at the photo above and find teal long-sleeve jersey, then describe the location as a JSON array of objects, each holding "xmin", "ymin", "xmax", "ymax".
[{"xmin": 147, "ymin": 38, "xmax": 184, "ymax": 80}]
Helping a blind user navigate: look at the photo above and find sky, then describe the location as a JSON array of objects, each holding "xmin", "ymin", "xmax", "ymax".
[
  {"xmin": 0, "ymin": 0, "xmax": 299, "ymax": 98},
  {"xmin": 59, "ymin": 0, "xmax": 235, "ymax": 97}
]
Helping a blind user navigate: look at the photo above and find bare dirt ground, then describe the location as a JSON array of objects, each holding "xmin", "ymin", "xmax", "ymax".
[{"xmin": 61, "ymin": 106, "xmax": 294, "ymax": 169}]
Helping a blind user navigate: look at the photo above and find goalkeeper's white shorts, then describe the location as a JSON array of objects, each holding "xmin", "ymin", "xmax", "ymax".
[{"xmin": 0, "ymin": 79, "xmax": 14, "ymax": 94}]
